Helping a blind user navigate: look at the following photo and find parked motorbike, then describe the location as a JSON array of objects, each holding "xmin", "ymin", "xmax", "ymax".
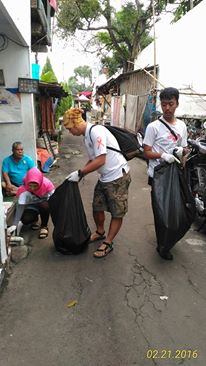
[
  {"xmin": 186, "ymin": 129, "xmax": 206, "ymax": 224},
  {"xmin": 136, "ymin": 130, "xmax": 146, "ymax": 161}
]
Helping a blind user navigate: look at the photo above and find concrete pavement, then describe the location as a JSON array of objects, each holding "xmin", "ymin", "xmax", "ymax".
[{"xmin": 0, "ymin": 127, "xmax": 206, "ymax": 366}]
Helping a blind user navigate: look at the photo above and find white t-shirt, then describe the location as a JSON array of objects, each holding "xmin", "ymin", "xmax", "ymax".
[
  {"xmin": 84, "ymin": 122, "xmax": 129, "ymax": 182},
  {"xmin": 143, "ymin": 117, "xmax": 188, "ymax": 177}
]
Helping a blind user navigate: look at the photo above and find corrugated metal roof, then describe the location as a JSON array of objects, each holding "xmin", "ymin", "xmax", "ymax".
[{"xmin": 38, "ymin": 81, "xmax": 68, "ymax": 97}]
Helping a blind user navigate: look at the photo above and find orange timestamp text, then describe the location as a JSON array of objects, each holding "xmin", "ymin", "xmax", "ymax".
[{"xmin": 146, "ymin": 349, "xmax": 198, "ymax": 359}]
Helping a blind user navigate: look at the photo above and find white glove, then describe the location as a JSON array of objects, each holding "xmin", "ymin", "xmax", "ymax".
[
  {"xmin": 173, "ymin": 146, "xmax": 183, "ymax": 158},
  {"xmin": 7, "ymin": 225, "xmax": 17, "ymax": 235},
  {"xmin": 66, "ymin": 170, "xmax": 80, "ymax": 182},
  {"xmin": 161, "ymin": 152, "xmax": 175, "ymax": 164}
]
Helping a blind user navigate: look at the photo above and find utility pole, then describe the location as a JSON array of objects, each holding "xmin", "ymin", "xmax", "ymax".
[
  {"xmin": 62, "ymin": 62, "xmax": 65, "ymax": 82},
  {"xmin": 35, "ymin": 52, "xmax": 38, "ymax": 64},
  {"xmin": 152, "ymin": 0, "xmax": 157, "ymax": 89}
]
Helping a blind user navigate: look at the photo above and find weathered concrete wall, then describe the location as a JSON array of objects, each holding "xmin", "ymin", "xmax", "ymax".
[
  {"xmin": 0, "ymin": 188, "xmax": 7, "ymax": 264},
  {"xmin": 0, "ymin": 0, "xmax": 37, "ymax": 164},
  {"xmin": 1, "ymin": 0, "xmax": 30, "ymax": 45},
  {"xmin": 0, "ymin": 0, "xmax": 37, "ymax": 265}
]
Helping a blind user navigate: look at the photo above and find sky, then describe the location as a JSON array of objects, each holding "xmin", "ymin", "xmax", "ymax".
[
  {"xmin": 34, "ymin": 34, "xmax": 99, "ymax": 83},
  {"xmin": 33, "ymin": 0, "xmax": 125, "ymax": 82},
  {"xmin": 32, "ymin": 1, "xmax": 174, "ymax": 84},
  {"xmin": 32, "ymin": 0, "xmax": 138, "ymax": 82}
]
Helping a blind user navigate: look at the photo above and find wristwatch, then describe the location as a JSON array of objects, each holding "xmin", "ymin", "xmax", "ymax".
[{"xmin": 78, "ymin": 170, "xmax": 85, "ymax": 180}]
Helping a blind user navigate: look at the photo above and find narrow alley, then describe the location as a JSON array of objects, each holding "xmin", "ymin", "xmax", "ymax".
[{"xmin": 0, "ymin": 128, "xmax": 206, "ymax": 366}]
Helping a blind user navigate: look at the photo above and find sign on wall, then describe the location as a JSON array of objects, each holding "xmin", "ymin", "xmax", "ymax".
[
  {"xmin": 0, "ymin": 88, "xmax": 21, "ymax": 123},
  {"xmin": 18, "ymin": 78, "xmax": 39, "ymax": 94}
]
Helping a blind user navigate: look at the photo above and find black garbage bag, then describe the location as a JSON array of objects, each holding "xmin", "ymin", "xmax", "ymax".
[
  {"xmin": 151, "ymin": 161, "xmax": 196, "ymax": 252},
  {"xmin": 48, "ymin": 180, "xmax": 91, "ymax": 254}
]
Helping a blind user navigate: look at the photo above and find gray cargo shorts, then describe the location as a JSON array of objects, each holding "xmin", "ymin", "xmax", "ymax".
[{"xmin": 92, "ymin": 170, "xmax": 131, "ymax": 218}]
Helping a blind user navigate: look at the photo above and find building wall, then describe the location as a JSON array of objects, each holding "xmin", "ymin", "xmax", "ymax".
[
  {"xmin": 0, "ymin": 1, "xmax": 37, "ymax": 165},
  {"xmin": 0, "ymin": 0, "xmax": 37, "ymax": 265},
  {"xmin": 1, "ymin": 0, "xmax": 30, "ymax": 45},
  {"xmin": 120, "ymin": 71, "xmax": 153, "ymax": 97}
]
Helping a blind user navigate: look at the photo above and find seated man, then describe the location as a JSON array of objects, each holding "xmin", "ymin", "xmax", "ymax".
[{"xmin": 2, "ymin": 141, "xmax": 36, "ymax": 196}]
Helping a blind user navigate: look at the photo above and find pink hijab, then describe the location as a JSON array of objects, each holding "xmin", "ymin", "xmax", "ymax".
[{"xmin": 16, "ymin": 167, "xmax": 55, "ymax": 197}]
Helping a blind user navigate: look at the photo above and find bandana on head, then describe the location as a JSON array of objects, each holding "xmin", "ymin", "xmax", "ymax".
[{"xmin": 63, "ymin": 108, "xmax": 84, "ymax": 128}]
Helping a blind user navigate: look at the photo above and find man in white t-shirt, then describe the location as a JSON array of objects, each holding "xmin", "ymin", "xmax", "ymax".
[
  {"xmin": 63, "ymin": 108, "xmax": 131, "ymax": 259},
  {"xmin": 143, "ymin": 87, "xmax": 188, "ymax": 260}
]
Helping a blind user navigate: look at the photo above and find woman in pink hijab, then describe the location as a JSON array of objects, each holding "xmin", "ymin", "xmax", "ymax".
[{"xmin": 13, "ymin": 167, "xmax": 55, "ymax": 239}]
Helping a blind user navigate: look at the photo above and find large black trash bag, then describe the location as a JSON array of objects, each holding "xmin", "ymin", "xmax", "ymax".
[
  {"xmin": 48, "ymin": 180, "xmax": 91, "ymax": 254},
  {"xmin": 151, "ymin": 161, "xmax": 196, "ymax": 252}
]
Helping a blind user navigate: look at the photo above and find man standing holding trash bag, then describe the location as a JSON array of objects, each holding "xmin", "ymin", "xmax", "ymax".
[
  {"xmin": 63, "ymin": 108, "xmax": 131, "ymax": 259},
  {"xmin": 143, "ymin": 87, "xmax": 188, "ymax": 260}
]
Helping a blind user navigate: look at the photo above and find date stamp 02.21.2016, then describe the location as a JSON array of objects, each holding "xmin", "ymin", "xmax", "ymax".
[{"xmin": 146, "ymin": 349, "xmax": 198, "ymax": 360}]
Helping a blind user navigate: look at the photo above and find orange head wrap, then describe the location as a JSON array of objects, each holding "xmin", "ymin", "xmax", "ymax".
[{"xmin": 63, "ymin": 108, "xmax": 84, "ymax": 128}]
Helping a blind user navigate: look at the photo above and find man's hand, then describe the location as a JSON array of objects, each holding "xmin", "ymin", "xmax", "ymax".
[
  {"xmin": 6, "ymin": 182, "xmax": 12, "ymax": 192},
  {"xmin": 161, "ymin": 152, "xmax": 175, "ymax": 164},
  {"xmin": 66, "ymin": 170, "xmax": 80, "ymax": 182}
]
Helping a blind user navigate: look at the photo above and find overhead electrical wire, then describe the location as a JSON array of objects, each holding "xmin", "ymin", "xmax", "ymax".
[{"xmin": 0, "ymin": 32, "xmax": 29, "ymax": 52}]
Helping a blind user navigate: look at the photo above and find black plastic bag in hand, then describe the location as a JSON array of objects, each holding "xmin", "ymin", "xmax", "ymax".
[
  {"xmin": 49, "ymin": 180, "xmax": 91, "ymax": 254},
  {"xmin": 151, "ymin": 161, "xmax": 196, "ymax": 252}
]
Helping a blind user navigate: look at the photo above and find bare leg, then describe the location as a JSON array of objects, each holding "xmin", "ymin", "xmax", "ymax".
[
  {"xmin": 93, "ymin": 210, "xmax": 105, "ymax": 232},
  {"xmin": 93, "ymin": 217, "xmax": 123, "ymax": 258},
  {"xmin": 105, "ymin": 217, "xmax": 123, "ymax": 244},
  {"xmin": 90, "ymin": 211, "xmax": 105, "ymax": 241}
]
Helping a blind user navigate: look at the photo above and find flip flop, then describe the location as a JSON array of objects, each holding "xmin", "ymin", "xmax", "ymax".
[
  {"xmin": 89, "ymin": 230, "xmax": 106, "ymax": 243},
  {"xmin": 31, "ymin": 222, "xmax": 40, "ymax": 230},
  {"xmin": 93, "ymin": 241, "xmax": 113, "ymax": 258},
  {"xmin": 39, "ymin": 227, "xmax": 48, "ymax": 239}
]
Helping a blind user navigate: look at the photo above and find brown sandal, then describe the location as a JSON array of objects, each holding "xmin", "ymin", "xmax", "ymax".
[{"xmin": 93, "ymin": 241, "xmax": 113, "ymax": 258}]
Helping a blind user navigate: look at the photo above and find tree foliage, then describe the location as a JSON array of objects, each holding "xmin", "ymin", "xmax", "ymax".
[
  {"xmin": 56, "ymin": 0, "xmax": 157, "ymax": 73},
  {"xmin": 55, "ymin": 82, "xmax": 73, "ymax": 123},
  {"xmin": 67, "ymin": 65, "xmax": 93, "ymax": 95},
  {"xmin": 40, "ymin": 57, "xmax": 58, "ymax": 82},
  {"xmin": 158, "ymin": 0, "xmax": 202, "ymax": 22},
  {"xmin": 56, "ymin": 0, "xmax": 203, "ymax": 75},
  {"xmin": 74, "ymin": 65, "xmax": 92, "ymax": 85},
  {"xmin": 67, "ymin": 76, "xmax": 81, "ymax": 95}
]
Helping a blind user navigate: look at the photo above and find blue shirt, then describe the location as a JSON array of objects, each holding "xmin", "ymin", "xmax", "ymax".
[{"xmin": 2, "ymin": 155, "xmax": 35, "ymax": 187}]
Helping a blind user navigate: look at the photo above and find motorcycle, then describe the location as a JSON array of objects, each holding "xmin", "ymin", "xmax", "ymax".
[
  {"xmin": 185, "ymin": 128, "xmax": 206, "ymax": 225},
  {"xmin": 136, "ymin": 130, "xmax": 145, "ymax": 160}
]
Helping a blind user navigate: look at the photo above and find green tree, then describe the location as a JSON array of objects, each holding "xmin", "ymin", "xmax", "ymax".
[
  {"xmin": 67, "ymin": 66, "xmax": 93, "ymax": 96},
  {"xmin": 74, "ymin": 65, "xmax": 92, "ymax": 86},
  {"xmin": 56, "ymin": 0, "xmax": 156, "ymax": 73},
  {"xmin": 41, "ymin": 57, "xmax": 58, "ymax": 82},
  {"xmin": 56, "ymin": 0, "xmax": 202, "ymax": 74},
  {"xmin": 158, "ymin": 0, "xmax": 202, "ymax": 22},
  {"xmin": 67, "ymin": 76, "xmax": 86, "ymax": 95},
  {"xmin": 55, "ymin": 82, "xmax": 73, "ymax": 123}
]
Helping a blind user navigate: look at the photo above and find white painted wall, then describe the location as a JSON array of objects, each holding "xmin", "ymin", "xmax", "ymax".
[
  {"xmin": 0, "ymin": 1, "xmax": 37, "ymax": 265},
  {"xmin": 0, "ymin": 2, "xmax": 37, "ymax": 164},
  {"xmin": 135, "ymin": 0, "xmax": 206, "ymax": 117},
  {"xmin": 0, "ymin": 185, "xmax": 7, "ymax": 264},
  {"xmin": 1, "ymin": 0, "xmax": 30, "ymax": 45}
]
